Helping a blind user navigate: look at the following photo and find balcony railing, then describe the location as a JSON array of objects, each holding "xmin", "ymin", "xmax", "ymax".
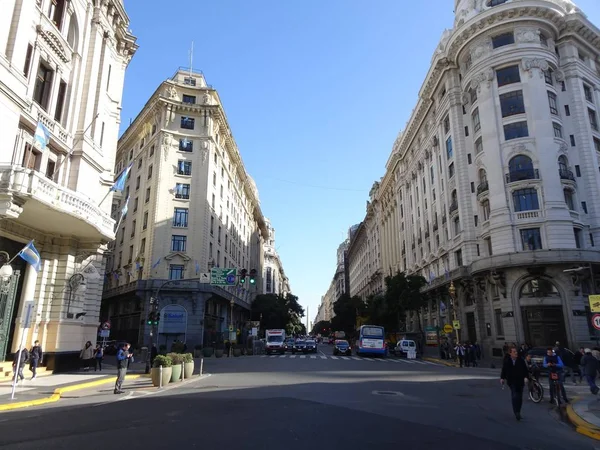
[
  {"xmin": 477, "ymin": 181, "xmax": 489, "ymax": 195},
  {"xmin": 559, "ymin": 168, "xmax": 575, "ymax": 181},
  {"xmin": 449, "ymin": 201, "xmax": 459, "ymax": 214},
  {"xmin": 505, "ymin": 168, "xmax": 540, "ymax": 183}
]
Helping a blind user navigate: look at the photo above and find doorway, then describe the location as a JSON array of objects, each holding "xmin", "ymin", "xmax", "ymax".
[
  {"xmin": 521, "ymin": 306, "xmax": 567, "ymax": 348},
  {"xmin": 466, "ymin": 312, "xmax": 477, "ymax": 343}
]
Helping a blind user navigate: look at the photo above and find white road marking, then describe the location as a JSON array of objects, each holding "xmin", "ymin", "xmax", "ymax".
[
  {"xmin": 270, "ymin": 355, "xmax": 277, "ymax": 358},
  {"xmin": 363, "ymin": 358, "xmax": 375, "ymax": 361},
  {"xmin": 260, "ymin": 355, "xmax": 267, "ymax": 358},
  {"xmin": 320, "ymin": 355, "xmax": 327, "ymax": 359},
  {"xmin": 351, "ymin": 357, "xmax": 361, "ymax": 361},
  {"xmin": 319, "ymin": 350, "xmax": 327, "ymax": 357},
  {"xmin": 330, "ymin": 356, "xmax": 339, "ymax": 360},
  {"xmin": 300, "ymin": 355, "xmax": 306, "ymax": 359},
  {"xmin": 310, "ymin": 355, "xmax": 317, "ymax": 359},
  {"xmin": 290, "ymin": 355, "xmax": 296, "ymax": 359},
  {"xmin": 341, "ymin": 357, "xmax": 350, "ymax": 360},
  {"xmin": 279, "ymin": 355, "xmax": 286, "ymax": 358}
]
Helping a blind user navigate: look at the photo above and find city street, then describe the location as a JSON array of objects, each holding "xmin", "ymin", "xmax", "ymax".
[{"xmin": 0, "ymin": 343, "xmax": 596, "ymax": 449}]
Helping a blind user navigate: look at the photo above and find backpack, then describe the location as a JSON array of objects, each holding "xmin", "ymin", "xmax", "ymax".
[{"xmin": 20, "ymin": 349, "xmax": 29, "ymax": 364}]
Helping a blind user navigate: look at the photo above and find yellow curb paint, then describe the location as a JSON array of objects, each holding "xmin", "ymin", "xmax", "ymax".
[
  {"xmin": 0, "ymin": 374, "xmax": 141, "ymax": 412},
  {"xmin": 422, "ymin": 357, "xmax": 458, "ymax": 367},
  {"xmin": 566, "ymin": 401, "xmax": 600, "ymax": 441}
]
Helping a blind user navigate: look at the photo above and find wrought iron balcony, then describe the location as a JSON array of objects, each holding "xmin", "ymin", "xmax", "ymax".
[
  {"xmin": 477, "ymin": 181, "xmax": 489, "ymax": 195},
  {"xmin": 505, "ymin": 168, "xmax": 539, "ymax": 183},
  {"xmin": 559, "ymin": 168, "xmax": 575, "ymax": 182}
]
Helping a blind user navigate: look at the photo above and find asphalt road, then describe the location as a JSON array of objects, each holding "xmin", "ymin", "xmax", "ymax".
[{"xmin": 0, "ymin": 343, "xmax": 597, "ymax": 449}]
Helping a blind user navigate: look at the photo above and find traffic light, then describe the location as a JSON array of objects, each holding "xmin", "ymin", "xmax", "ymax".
[
  {"xmin": 147, "ymin": 312, "xmax": 154, "ymax": 325},
  {"xmin": 239, "ymin": 268, "xmax": 247, "ymax": 284},
  {"xmin": 153, "ymin": 312, "xmax": 160, "ymax": 326},
  {"xmin": 249, "ymin": 268, "xmax": 257, "ymax": 285}
]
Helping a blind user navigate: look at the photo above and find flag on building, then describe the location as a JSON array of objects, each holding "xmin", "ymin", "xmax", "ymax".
[
  {"xmin": 34, "ymin": 121, "xmax": 50, "ymax": 151},
  {"xmin": 135, "ymin": 261, "xmax": 142, "ymax": 271},
  {"xmin": 440, "ymin": 301, "xmax": 447, "ymax": 311},
  {"xmin": 120, "ymin": 196, "xmax": 130, "ymax": 219},
  {"xmin": 18, "ymin": 240, "xmax": 41, "ymax": 272},
  {"xmin": 110, "ymin": 162, "xmax": 133, "ymax": 192},
  {"xmin": 152, "ymin": 258, "xmax": 162, "ymax": 269},
  {"xmin": 195, "ymin": 260, "xmax": 200, "ymax": 275}
]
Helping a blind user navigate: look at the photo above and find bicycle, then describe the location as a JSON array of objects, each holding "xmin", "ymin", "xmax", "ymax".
[
  {"xmin": 549, "ymin": 371, "xmax": 562, "ymax": 407},
  {"xmin": 528, "ymin": 377, "xmax": 544, "ymax": 403}
]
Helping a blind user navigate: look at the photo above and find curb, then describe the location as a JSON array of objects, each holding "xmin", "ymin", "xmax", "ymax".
[
  {"xmin": 423, "ymin": 357, "xmax": 459, "ymax": 367},
  {"xmin": 0, "ymin": 374, "xmax": 140, "ymax": 412},
  {"xmin": 566, "ymin": 397, "xmax": 600, "ymax": 441}
]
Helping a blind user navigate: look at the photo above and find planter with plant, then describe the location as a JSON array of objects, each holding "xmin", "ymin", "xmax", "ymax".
[
  {"xmin": 168, "ymin": 353, "xmax": 184, "ymax": 381},
  {"xmin": 183, "ymin": 353, "xmax": 194, "ymax": 378},
  {"xmin": 202, "ymin": 347, "xmax": 214, "ymax": 357},
  {"xmin": 151, "ymin": 354, "xmax": 172, "ymax": 387},
  {"xmin": 171, "ymin": 341, "xmax": 185, "ymax": 354},
  {"xmin": 215, "ymin": 341, "xmax": 225, "ymax": 358},
  {"xmin": 193, "ymin": 344, "xmax": 202, "ymax": 358},
  {"xmin": 233, "ymin": 344, "xmax": 242, "ymax": 357}
]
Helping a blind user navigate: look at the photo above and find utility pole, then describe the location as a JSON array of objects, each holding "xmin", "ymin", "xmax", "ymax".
[{"xmin": 306, "ymin": 305, "xmax": 309, "ymax": 334}]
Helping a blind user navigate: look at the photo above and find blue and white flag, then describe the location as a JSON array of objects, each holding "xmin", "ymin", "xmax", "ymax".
[
  {"xmin": 440, "ymin": 301, "xmax": 447, "ymax": 311},
  {"xmin": 18, "ymin": 240, "xmax": 41, "ymax": 272},
  {"xmin": 110, "ymin": 162, "xmax": 133, "ymax": 192},
  {"xmin": 195, "ymin": 260, "xmax": 200, "ymax": 275},
  {"xmin": 172, "ymin": 183, "xmax": 181, "ymax": 195},
  {"xmin": 135, "ymin": 261, "xmax": 141, "ymax": 271},
  {"xmin": 34, "ymin": 121, "xmax": 50, "ymax": 151},
  {"xmin": 152, "ymin": 258, "xmax": 162, "ymax": 269},
  {"xmin": 120, "ymin": 196, "xmax": 130, "ymax": 218}
]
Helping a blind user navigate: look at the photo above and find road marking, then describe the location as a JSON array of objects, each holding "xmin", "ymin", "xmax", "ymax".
[
  {"xmin": 363, "ymin": 358, "xmax": 375, "ymax": 361},
  {"xmin": 310, "ymin": 355, "xmax": 316, "ymax": 359},
  {"xmin": 260, "ymin": 355, "xmax": 267, "ymax": 358},
  {"xmin": 270, "ymin": 355, "xmax": 277, "ymax": 358},
  {"xmin": 299, "ymin": 355, "xmax": 306, "ymax": 359},
  {"xmin": 341, "ymin": 357, "xmax": 350, "ymax": 360},
  {"xmin": 290, "ymin": 355, "xmax": 296, "ymax": 359},
  {"xmin": 351, "ymin": 357, "xmax": 361, "ymax": 361},
  {"xmin": 320, "ymin": 355, "xmax": 327, "ymax": 359},
  {"xmin": 330, "ymin": 356, "xmax": 339, "ymax": 360},
  {"xmin": 319, "ymin": 350, "xmax": 327, "ymax": 357},
  {"xmin": 279, "ymin": 355, "xmax": 286, "ymax": 358}
]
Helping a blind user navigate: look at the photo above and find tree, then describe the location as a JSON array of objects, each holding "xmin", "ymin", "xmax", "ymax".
[
  {"xmin": 312, "ymin": 320, "xmax": 332, "ymax": 335},
  {"xmin": 384, "ymin": 271, "xmax": 428, "ymax": 333},
  {"xmin": 331, "ymin": 293, "xmax": 365, "ymax": 337},
  {"xmin": 251, "ymin": 293, "xmax": 304, "ymax": 333}
]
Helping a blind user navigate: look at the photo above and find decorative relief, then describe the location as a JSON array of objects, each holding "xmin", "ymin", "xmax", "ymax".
[
  {"xmin": 461, "ymin": 92, "xmax": 470, "ymax": 105},
  {"xmin": 471, "ymin": 68, "xmax": 495, "ymax": 92},
  {"xmin": 166, "ymin": 85, "xmax": 177, "ymax": 99},
  {"xmin": 554, "ymin": 70, "xmax": 565, "ymax": 82},
  {"xmin": 515, "ymin": 28, "xmax": 540, "ymax": 44},
  {"xmin": 470, "ymin": 38, "xmax": 493, "ymax": 62},
  {"xmin": 558, "ymin": 141, "xmax": 568, "ymax": 154},
  {"xmin": 521, "ymin": 58, "xmax": 549, "ymax": 78},
  {"xmin": 203, "ymin": 92, "xmax": 213, "ymax": 105}
]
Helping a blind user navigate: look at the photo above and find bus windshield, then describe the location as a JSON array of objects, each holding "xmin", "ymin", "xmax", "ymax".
[{"xmin": 361, "ymin": 326, "xmax": 384, "ymax": 338}]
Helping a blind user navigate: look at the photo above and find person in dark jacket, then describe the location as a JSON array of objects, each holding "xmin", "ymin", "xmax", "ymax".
[
  {"xmin": 574, "ymin": 347, "xmax": 585, "ymax": 384},
  {"xmin": 581, "ymin": 348, "xmax": 600, "ymax": 395},
  {"xmin": 29, "ymin": 340, "xmax": 43, "ymax": 379},
  {"xmin": 500, "ymin": 346, "xmax": 529, "ymax": 421},
  {"xmin": 114, "ymin": 343, "xmax": 132, "ymax": 394},
  {"xmin": 12, "ymin": 348, "xmax": 29, "ymax": 382}
]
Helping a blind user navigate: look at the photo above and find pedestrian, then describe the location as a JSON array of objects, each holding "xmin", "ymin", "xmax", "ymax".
[
  {"xmin": 79, "ymin": 341, "xmax": 94, "ymax": 371},
  {"xmin": 29, "ymin": 340, "xmax": 43, "ymax": 379},
  {"xmin": 12, "ymin": 347, "xmax": 29, "ymax": 382},
  {"xmin": 114, "ymin": 343, "xmax": 132, "ymax": 394},
  {"xmin": 454, "ymin": 342, "xmax": 465, "ymax": 367},
  {"xmin": 150, "ymin": 344, "xmax": 158, "ymax": 366},
  {"xmin": 94, "ymin": 344, "xmax": 104, "ymax": 371},
  {"xmin": 581, "ymin": 348, "xmax": 599, "ymax": 395},
  {"xmin": 574, "ymin": 347, "xmax": 585, "ymax": 384},
  {"xmin": 500, "ymin": 346, "xmax": 529, "ymax": 421},
  {"xmin": 469, "ymin": 343, "xmax": 478, "ymax": 367}
]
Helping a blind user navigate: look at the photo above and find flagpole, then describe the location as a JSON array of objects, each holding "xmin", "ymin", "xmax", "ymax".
[
  {"xmin": 6, "ymin": 240, "xmax": 34, "ymax": 265},
  {"xmin": 51, "ymin": 112, "xmax": 100, "ymax": 179},
  {"xmin": 98, "ymin": 189, "xmax": 113, "ymax": 208}
]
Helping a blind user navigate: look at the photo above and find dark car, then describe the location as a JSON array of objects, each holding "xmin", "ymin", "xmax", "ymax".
[
  {"xmin": 284, "ymin": 339, "xmax": 295, "ymax": 352},
  {"xmin": 527, "ymin": 347, "xmax": 576, "ymax": 376},
  {"xmin": 333, "ymin": 340, "xmax": 351, "ymax": 356},
  {"xmin": 304, "ymin": 339, "xmax": 317, "ymax": 353},
  {"xmin": 293, "ymin": 340, "xmax": 306, "ymax": 354}
]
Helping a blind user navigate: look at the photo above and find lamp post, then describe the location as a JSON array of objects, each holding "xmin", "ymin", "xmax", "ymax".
[
  {"xmin": 449, "ymin": 281, "xmax": 460, "ymax": 343},
  {"xmin": 229, "ymin": 299, "xmax": 234, "ymax": 357}
]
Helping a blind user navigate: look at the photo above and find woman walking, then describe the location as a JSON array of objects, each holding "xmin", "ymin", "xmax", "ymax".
[
  {"xmin": 94, "ymin": 344, "xmax": 104, "ymax": 372},
  {"xmin": 80, "ymin": 341, "xmax": 94, "ymax": 371}
]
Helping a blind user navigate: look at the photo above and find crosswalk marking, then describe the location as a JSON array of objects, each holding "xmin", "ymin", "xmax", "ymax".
[
  {"xmin": 320, "ymin": 355, "xmax": 327, "ymax": 359},
  {"xmin": 290, "ymin": 355, "xmax": 296, "ymax": 359},
  {"xmin": 351, "ymin": 357, "xmax": 361, "ymax": 361},
  {"xmin": 300, "ymin": 355, "xmax": 306, "ymax": 359},
  {"xmin": 254, "ymin": 354, "xmax": 439, "ymax": 365},
  {"xmin": 330, "ymin": 356, "xmax": 339, "ymax": 360},
  {"xmin": 341, "ymin": 356, "xmax": 350, "ymax": 360},
  {"xmin": 310, "ymin": 355, "xmax": 317, "ymax": 359}
]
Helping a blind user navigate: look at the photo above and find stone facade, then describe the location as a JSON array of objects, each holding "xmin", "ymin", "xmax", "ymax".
[
  {"xmin": 377, "ymin": 0, "xmax": 600, "ymax": 356},
  {"xmin": 0, "ymin": 0, "xmax": 136, "ymax": 370},
  {"xmin": 262, "ymin": 218, "xmax": 291, "ymax": 296},
  {"xmin": 101, "ymin": 68, "xmax": 270, "ymax": 350}
]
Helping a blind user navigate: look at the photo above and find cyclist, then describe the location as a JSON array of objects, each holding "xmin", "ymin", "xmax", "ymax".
[
  {"xmin": 525, "ymin": 354, "xmax": 540, "ymax": 381},
  {"xmin": 543, "ymin": 347, "xmax": 569, "ymax": 404}
]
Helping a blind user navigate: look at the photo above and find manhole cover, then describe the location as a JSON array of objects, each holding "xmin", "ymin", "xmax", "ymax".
[{"xmin": 372, "ymin": 390, "xmax": 403, "ymax": 396}]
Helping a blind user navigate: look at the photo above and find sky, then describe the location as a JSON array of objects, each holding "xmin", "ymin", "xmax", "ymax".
[{"xmin": 120, "ymin": 0, "xmax": 600, "ymax": 325}]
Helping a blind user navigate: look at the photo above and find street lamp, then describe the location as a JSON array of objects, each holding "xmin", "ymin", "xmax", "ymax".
[
  {"xmin": 229, "ymin": 299, "xmax": 234, "ymax": 357},
  {"xmin": 448, "ymin": 281, "xmax": 460, "ymax": 343}
]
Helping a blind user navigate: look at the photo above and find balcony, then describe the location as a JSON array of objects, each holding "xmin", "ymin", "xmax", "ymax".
[
  {"xmin": 433, "ymin": 222, "xmax": 439, "ymax": 231},
  {"xmin": 449, "ymin": 201, "xmax": 459, "ymax": 214},
  {"xmin": 559, "ymin": 168, "xmax": 576, "ymax": 182},
  {"xmin": 515, "ymin": 210, "xmax": 542, "ymax": 220},
  {"xmin": 28, "ymin": 102, "xmax": 71, "ymax": 150},
  {"xmin": 505, "ymin": 168, "xmax": 539, "ymax": 183},
  {"xmin": 442, "ymin": 215, "xmax": 447, "ymax": 224},
  {"xmin": 0, "ymin": 165, "xmax": 115, "ymax": 241},
  {"xmin": 476, "ymin": 181, "xmax": 489, "ymax": 195}
]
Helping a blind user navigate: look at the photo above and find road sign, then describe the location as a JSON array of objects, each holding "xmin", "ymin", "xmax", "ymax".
[
  {"xmin": 210, "ymin": 268, "xmax": 237, "ymax": 286},
  {"xmin": 228, "ymin": 325, "xmax": 234, "ymax": 332},
  {"xmin": 99, "ymin": 329, "xmax": 110, "ymax": 338},
  {"xmin": 453, "ymin": 320, "xmax": 461, "ymax": 330},
  {"xmin": 590, "ymin": 296, "xmax": 600, "ymax": 313},
  {"xmin": 592, "ymin": 314, "xmax": 600, "ymax": 331},
  {"xmin": 21, "ymin": 301, "xmax": 35, "ymax": 329},
  {"xmin": 101, "ymin": 321, "xmax": 111, "ymax": 330},
  {"xmin": 199, "ymin": 273, "xmax": 210, "ymax": 283},
  {"xmin": 443, "ymin": 324, "xmax": 454, "ymax": 334}
]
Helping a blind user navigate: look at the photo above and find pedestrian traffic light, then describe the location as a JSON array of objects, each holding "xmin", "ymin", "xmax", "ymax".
[
  {"xmin": 239, "ymin": 268, "xmax": 247, "ymax": 284},
  {"xmin": 249, "ymin": 269, "xmax": 257, "ymax": 285},
  {"xmin": 147, "ymin": 312, "xmax": 154, "ymax": 325}
]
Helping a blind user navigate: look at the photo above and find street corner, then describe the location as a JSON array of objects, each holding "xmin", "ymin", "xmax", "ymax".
[
  {"xmin": 422, "ymin": 356, "xmax": 459, "ymax": 367},
  {"xmin": 566, "ymin": 397, "xmax": 600, "ymax": 441}
]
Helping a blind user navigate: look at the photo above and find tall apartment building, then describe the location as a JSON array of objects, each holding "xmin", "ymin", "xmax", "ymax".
[
  {"xmin": 262, "ymin": 218, "xmax": 291, "ymax": 296},
  {"xmin": 0, "ymin": 0, "xmax": 136, "ymax": 370},
  {"xmin": 101, "ymin": 68, "xmax": 269, "ymax": 349},
  {"xmin": 376, "ymin": 0, "xmax": 600, "ymax": 356}
]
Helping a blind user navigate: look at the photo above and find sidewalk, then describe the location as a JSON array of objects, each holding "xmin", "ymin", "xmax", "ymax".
[
  {"xmin": 422, "ymin": 347, "xmax": 503, "ymax": 368},
  {"xmin": 567, "ymin": 396, "xmax": 600, "ymax": 441}
]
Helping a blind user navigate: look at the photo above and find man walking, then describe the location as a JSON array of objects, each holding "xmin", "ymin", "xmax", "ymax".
[
  {"xmin": 12, "ymin": 347, "xmax": 29, "ymax": 382},
  {"xmin": 114, "ymin": 343, "xmax": 132, "ymax": 394},
  {"xmin": 29, "ymin": 340, "xmax": 43, "ymax": 379},
  {"xmin": 501, "ymin": 346, "xmax": 529, "ymax": 421},
  {"xmin": 581, "ymin": 348, "xmax": 600, "ymax": 395}
]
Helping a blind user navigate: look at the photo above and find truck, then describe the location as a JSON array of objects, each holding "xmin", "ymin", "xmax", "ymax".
[{"xmin": 265, "ymin": 329, "xmax": 286, "ymax": 355}]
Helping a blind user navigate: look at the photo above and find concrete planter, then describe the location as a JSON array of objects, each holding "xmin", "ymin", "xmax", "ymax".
[
  {"xmin": 215, "ymin": 349, "xmax": 224, "ymax": 358},
  {"xmin": 202, "ymin": 347, "xmax": 214, "ymax": 357},
  {"xmin": 184, "ymin": 361, "xmax": 194, "ymax": 378},
  {"xmin": 151, "ymin": 366, "xmax": 172, "ymax": 387},
  {"xmin": 233, "ymin": 348, "xmax": 242, "ymax": 357},
  {"xmin": 170, "ymin": 363, "xmax": 182, "ymax": 382}
]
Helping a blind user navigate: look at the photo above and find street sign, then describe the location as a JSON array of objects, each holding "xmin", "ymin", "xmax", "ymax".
[
  {"xmin": 228, "ymin": 325, "xmax": 234, "ymax": 332},
  {"xmin": 99, "ymin": 329, "xmax": 110, "ymax": 338},
  {"xmin": 199, "ymin": 273, "xmax": 210, "ymax": 283},
  {"xmin": 101, "ymin": 321, "xmax": 111, "ymax": 330},
  {"xmin": 453, "ymin": 320, "xmax": 461, "ymax": 330},
  {"xmin": 590, "ymin": 295, "xmax": 600, "ymax": 313},
  {"xmin": 592, "ymin": 314, "xmax": 600, "ymax": 331},
  {"xmin": 443, "ymin": 324, "xmax": 454, "ymax": 334},
  {"xmin": 21, "ymin": 301, "xmax": 35, "ymax": 329},
  {"xmin": 210, "ymin": 268, "xmax": 237, "ymax": 286},
  {"xmin": 251, "ymin": 327, "xmax": 258, "ymax": 336}
]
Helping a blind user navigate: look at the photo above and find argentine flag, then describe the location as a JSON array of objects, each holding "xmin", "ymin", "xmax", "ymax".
[
  {"xmin": 120, "ymin": 196, "xmax": 130, "ymax": 218},
  {"xmin": 110, "ymin": 162, "xmax": 133, "ymax": 192},
  {"xmin": 18, "ymin": 241, "xmax": 41, "ymax": 272},
  {"xmin": 34, "ymin": 121, "xmax": 50, "ymax": 151}
]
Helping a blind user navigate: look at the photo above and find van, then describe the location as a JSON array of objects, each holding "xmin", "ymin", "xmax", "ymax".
[{"xmin": 394, "ymin": 340, "xmax": 417, "ymax": 357}]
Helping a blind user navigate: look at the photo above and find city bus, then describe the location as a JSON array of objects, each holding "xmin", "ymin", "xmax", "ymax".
[{"xmin": 355, "ymin": 325, "xmax": 386, "ymax": 357}]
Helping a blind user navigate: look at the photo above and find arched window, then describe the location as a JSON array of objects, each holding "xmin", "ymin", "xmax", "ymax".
[
  {"xmin": 558, "ymin": 155, "xmax": 574, "ymax": 180},
  {"xmin": 520, "ymin": 278, "xmax": 559, "ymax": 298},
  {"xmin": 479, "ymin": 169, "xmax": 487, "ymax": 183},
  {"xmin": 558, "ymin": 155, "xmax": 568, "ymax": 172},
  {"xmin": 508, "ymin": 155, "xmax": 535, "ymax": 182},
  {"xmin": 67, "ymin": 14, "xmax": 79, "ymax": 50}
]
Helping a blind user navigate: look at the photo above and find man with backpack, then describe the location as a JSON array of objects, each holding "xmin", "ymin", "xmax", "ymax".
[{"xmin": 12, "ymin": 347, "xmax": 29, "ymax": 382}]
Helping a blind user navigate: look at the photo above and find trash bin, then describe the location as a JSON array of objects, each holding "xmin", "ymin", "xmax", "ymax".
[{"xmin": 140, "ymin": 347, "xmax": 148, "ymax": 364}]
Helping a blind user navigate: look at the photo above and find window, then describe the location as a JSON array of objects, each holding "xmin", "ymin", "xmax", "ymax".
[
  {"xmin": 22, "ymin": 144, "xmax": 41, "ymax": 170},
  {"xmin": 474, "ymin": 138, "xmax": 483, "ymax": 155},
  {"xmin": 575, "ymin": 165, "xmax": 581, "ymax": 177},
  {"xmin": 209, "ymin": 242, "xmax": 213, "ymax": 258},
  {"xmin": 177, "ymin": 160, "xmax": 192, "ymax": 175},
  {"xmin": 220, "ymin": 185, "xmax": 224, "ymax": 198},
  {"xmin": 521, "ymin": 228, "xmax": 542, "ymax": 250},
  {"xmin": 182, "ymin": 94, "xmax": 196, "ymax": 104},
  {"xmin": 540, "ymin": 34, "xmax": 548, "ymax": 47},
  {"xmin": 589, "ymin": 109, "xmax": 598, "ymax": 131},
  {"xmin": 143, "ymin": 211, "xmax": 148, "ymax": 230},
  {"xmin": 544, "ymin": 69, "xmax": 553, "ymax": 86},
  {"xmin": 492, "ymin": 32, "xmax": 514, "ymax": 49},
  {"xmin": 443, "ymin": 116, "xmax": 450, "ymax": 134},
  {"xmin": 482, "ymin": 200, "xmax": 491, "ymax": 221},
  {"xmin": 500, "ymin": 90, "xmax": 525, "ymax": 117},
  {"xmin": 45, "ymin": 160, "xmax": 55, "ymax": 179},
  {"xmin": 171, "ymin": 235, "xmax": 187, "ymax": 252},
  {"xmin": 145, "ymin": 187, "xmax": 151, "ymax": 203},
  {"xmin": 488, "ymin": 0, "xmax": 509, "ymax": 7},
  {"xmin": 547, "ymin": 92, "xmax": 558, "ymax": 115},
  {"xmin": 218, "ymin": 226, "xmax": 222, "ymax": 244},
  {"xmin": 513, "ymin": 188, "xmax": 539, "ymax": 211},
  {"xmin": 266, "ymin": 267, "xmax": 272, "ymax": 293},
  {"xmin": 106, "ymin": 64, "xmax": 112, "ymax": 91},
  {"xmin": 565, "ymin": 105, "xmax": 570, "ymax": 116},
  {"xmin": 131, "ymin": 220, "xmax": 136, "ymax": 237},
  {"xmin": 135, "ymin": 176, "xmax": 140, "ymax": 190},
  {"xmin": 496, "ymin": 65, "xmax": 520, "ymax": 87},
  {"xmin": 468, "ymin": 153, "xmax": 472, "ymax": 164},
  {"xmin": 564, "ymin": 189, "xmax": 575, "ymax": 210},
  {"xmin": 582, "ymin": 201, "xmax": 588, "ymax": 214},
  {"xmin": 430, "ymin": 166, "xmax": 434, "ymax": 183},
  {"xmin": 54, "ymin": 80, "xmax": 67, "ymax": 123},
  {"xmin": 570, "ymin": 135, "xmax": 576, "ymax": 147},
  {"xmin": 150, "ymin": 145, "xmax": 155, "ymax": 157},
  {"xmin": 469, "ymin": 87, "xmax": 477, "ymax": 103},
  {"xmin": 23, "ymin": 44, "xmax": 33, "ymax": 78},
  {"xmin": 595, "ymin": 138, "xmax": 600, "ymax": 153},
  {"xmin": 472, "ymin": 108, "xmax": 481, "ymax": 132},
  {"xmin": 454, "ymin": 217, "xmax": 460, "ymax": 235},
  {"xmin": 147, "ymin": 165, "xmax": 153, "ymax": 179},
  {"xmin": 494, "ymin": 309, "xmax": 504, "ymax": 336},
  {"xmin": 446, "ymin": 137, "xmax": 453, "ymax": 159},
  {"xmin": 210, "ymin": 216, "xmax": 214, "ymax": 235},
  {"xmin": 180, "ymin": 117, "xmax": 195, "ymax": 129},
  {"xmin": 179, "ymin": 138, "xmax": 193, "ymax": 152},
  {"xmin": 33, "ymin": 62, "xmax": 53, "ymax": 110},
  {"xmin": 455, "ymin": 249, "xmax": 463, "ymax": 266},
  {"xmin": 503, "ymin": 121, "xmax": 528, "ymax": 140},
  {"xmin": 184, "ymin": 77, "xmax": 196, "ymax": 86},
  {"xmin": 584, "ymin": 85, "xmax": 593, "ymax": 103},
  {"xmin": 173, "ymin": 208, "xmax": 189, "ymax": 227},
  {"xmin": 448, "ymin": 162, "xmax": 455, "ymax": 178},
  {"xmin": 169, "ymin": 264, "xmax": 185, "ymax": 280},
  {"xmin": 133, "ymin": 197, "xmax": 139, "ymax": 212},
  {"xmin": 175, "ymin": 183, "xmax": 190, "ymax": 199},
  {"xmin": 553, "ymin": 122, "xmax": 563, "ymax": 138},
  {"xmin": 574, "ymin": 228, "xmax": 583, "ymax": 249},
  {"xmin": 464, "ymin": 126, "xmax": 469, "ymax": 137},
  {"xmin": 140, "ymin": 238, "xmax": 146, "ymax": 254},
  {"xmin": 211, "ymin": 194, "xmax": 215, "ymax": 209}
]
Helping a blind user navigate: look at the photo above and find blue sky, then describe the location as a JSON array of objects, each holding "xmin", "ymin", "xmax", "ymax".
[{"xmin": 120, "ymin": 0, "xmax": 600, "ymax": 324}]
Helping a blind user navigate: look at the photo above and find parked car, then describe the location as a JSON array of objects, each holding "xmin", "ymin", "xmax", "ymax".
[{"xmin": 333, "ymin": 340, "xmax": 351, "ymax": 356}]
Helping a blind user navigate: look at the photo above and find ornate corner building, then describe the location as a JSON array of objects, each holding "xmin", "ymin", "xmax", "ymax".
[
  {"xmin": 262, "ymin": 218, "xmax": 291, "ymax": 296},
  {"xmin": 101, "ymin": 68, "xmax": 270, "ymax": 350},
  {"xmin": 376, "ymin": 0, "xmax": 600, "ymax": 356},
  {"xmin": 0, "ymin": 0, "xmax": 136, "ymax": 370}
]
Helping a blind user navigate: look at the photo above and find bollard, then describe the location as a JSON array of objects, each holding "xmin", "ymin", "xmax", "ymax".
[
  {"xmin": 200, "ymin": 358, "xmax": 203, "ymax": 376},
  {"xmin": 159, "ymin": 365, "xmax": 163, "ymax": 389},
  {"xmin": 181, "ymin": 362, "xmax": 184, "ymax": 381}
]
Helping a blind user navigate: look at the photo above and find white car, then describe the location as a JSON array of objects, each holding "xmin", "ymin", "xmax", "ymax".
[{"xmin": 394, "ymin": 340, "xmax": 417, "ymax": 357}]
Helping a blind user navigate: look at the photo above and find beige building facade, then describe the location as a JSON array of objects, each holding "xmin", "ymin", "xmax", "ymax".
[{"xmin": 0, "ymin": 0, "xmax": 136, "ymax": 370}]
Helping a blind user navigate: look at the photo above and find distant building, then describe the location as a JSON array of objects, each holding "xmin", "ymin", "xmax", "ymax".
[{"xmin": 263, "ymin": 218, "xmax": 291, "ymax": 296}]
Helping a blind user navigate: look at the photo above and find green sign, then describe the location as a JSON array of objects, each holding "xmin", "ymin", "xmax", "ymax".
[{"xmin": 210, "ymin": 268, "xmax": 237, "ymax": 286}]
